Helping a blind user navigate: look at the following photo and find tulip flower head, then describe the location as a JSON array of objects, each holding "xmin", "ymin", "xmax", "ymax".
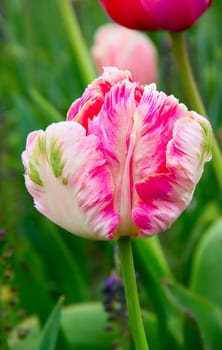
[
  {"xmin": 22, "ymin": 68, "xmax": 211, "ymax": 240},
  {"xmin": 99, "ymin": 0, "xmax": 212, "ymax": 32},
  {"xmin": 92, "ymin": 23, "xmax": 158, "ymax": 85}
]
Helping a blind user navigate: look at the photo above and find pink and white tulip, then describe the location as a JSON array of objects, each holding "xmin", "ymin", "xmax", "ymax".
[
  {"xmin": 91, "ymin": 23, "xmax": 158, "ymax": 84},
  {"xmin": 22, "ymin": 67, "xmax": 212, "ymax": 240}
]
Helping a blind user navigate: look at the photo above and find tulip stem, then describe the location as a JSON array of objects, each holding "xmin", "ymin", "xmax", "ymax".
[
  {"xmin": 118, "ymin": 237, "xmax": 149, "ymax": 350},
  {"xmin": 57, "ymin": 0, "xmax": 96, "ymax": 85},
  {"xmin": 170, "ymin": 31, "xmax": 222, "ymax": 190}
]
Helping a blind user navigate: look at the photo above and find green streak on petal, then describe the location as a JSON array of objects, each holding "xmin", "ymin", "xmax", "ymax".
[
  {"xmin": 62, "ymin": 177, "xmax": 68, "ymax": 185},
  {"xmin": 49, "ymin": 139, "xmax": 64, "ymax": 178},
  {"xmin": 32, "ymin": 136, "xmax": 44, "ymax": 165},
  {"xmin": 38, "ymin": 135, "xmax": 45, "ymax": 156},
  {"xmin": 29, "ymin": 161, "xmax": 43, "ymax": 186},
  {"xmin": 28, "ymin": 135, "xmax": 44, "ymax": 186},
  {"xmin": 199, "ymin": 120, "xmax": 212, "ymax": 161}
]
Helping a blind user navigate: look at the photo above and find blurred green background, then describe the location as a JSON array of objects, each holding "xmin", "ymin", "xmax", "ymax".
[{"xmin": 1, "ymin": 0, "xmax": 222, "ymax": 349}]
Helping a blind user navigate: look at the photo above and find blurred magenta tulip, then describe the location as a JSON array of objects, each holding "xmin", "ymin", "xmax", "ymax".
[
  {"xmin": 92, "ymin": 23, "xmax": 158, "ymax": 84},
  {"xmin": 99, "ymin": 0, "xmax": 212, "ymax": 31},
  {"xmin": 22, "ymin": 68, "xmax": 211, "ymax": 240}
]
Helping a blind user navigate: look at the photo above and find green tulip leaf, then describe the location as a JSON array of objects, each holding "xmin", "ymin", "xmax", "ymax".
[
  {"xmin": 15, "ymin": 242, "xmax": 53, "ymax": 324},
  {"xmin": 39, "ymin": 296, "xmax": 64, "ymax": 350},
  {"xmin": 163, "ymin": 279, "xmax": 222, "ymax": 350},
  {"xmin": 190, "ymin": 218, "xmax": 222, "ymax": 308},
  {"xmin": 9, "ymin": 302, "xmax": 158, "ymax": 350},
  {"xmin": 183, "ymin": 313, "xmax": 204, "ymax": 350}
]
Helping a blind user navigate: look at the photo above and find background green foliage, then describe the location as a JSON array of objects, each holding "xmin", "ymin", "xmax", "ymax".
[{"xmin": 0, "ymin": 0, "xmax": 222, "ymax": 349}]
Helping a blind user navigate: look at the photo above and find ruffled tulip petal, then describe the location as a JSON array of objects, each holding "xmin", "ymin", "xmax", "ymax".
[
  {"xmin": 133, "ymin": 113, "xmax": 211, "ymax": 236},
  {"xmin": 133, "ymin": 85, "xmax": 189, "ymax": 178},
  {"xmin": 88, "ymin": 80, "xmax": 142, "ymax": 237},
  {"xmin": 89, "ymin": 82, "xmax": 180, "ymax": 236},
  {"xmin": 22, "ymin": 121, "xmax": 119, "ymax": 240},
  {"xmin": 89, "ymin": 81, "xmax": 211, "ymax": 237},
  {"xmin": 67, "ymin": 67, "xmax": 132, "ymax": 131}
]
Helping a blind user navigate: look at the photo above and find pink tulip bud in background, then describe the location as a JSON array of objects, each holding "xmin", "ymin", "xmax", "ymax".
[
  {"xmin": 99, "ymin": 0, "xmax": 212, "ymax": 32},
  {"xmin": 22, "ymin": 68, "xmax": 211, "ymax": 240},
  {"xmin": 92, "ymin": 23, "xmax": 158, "ymax": 85}
]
